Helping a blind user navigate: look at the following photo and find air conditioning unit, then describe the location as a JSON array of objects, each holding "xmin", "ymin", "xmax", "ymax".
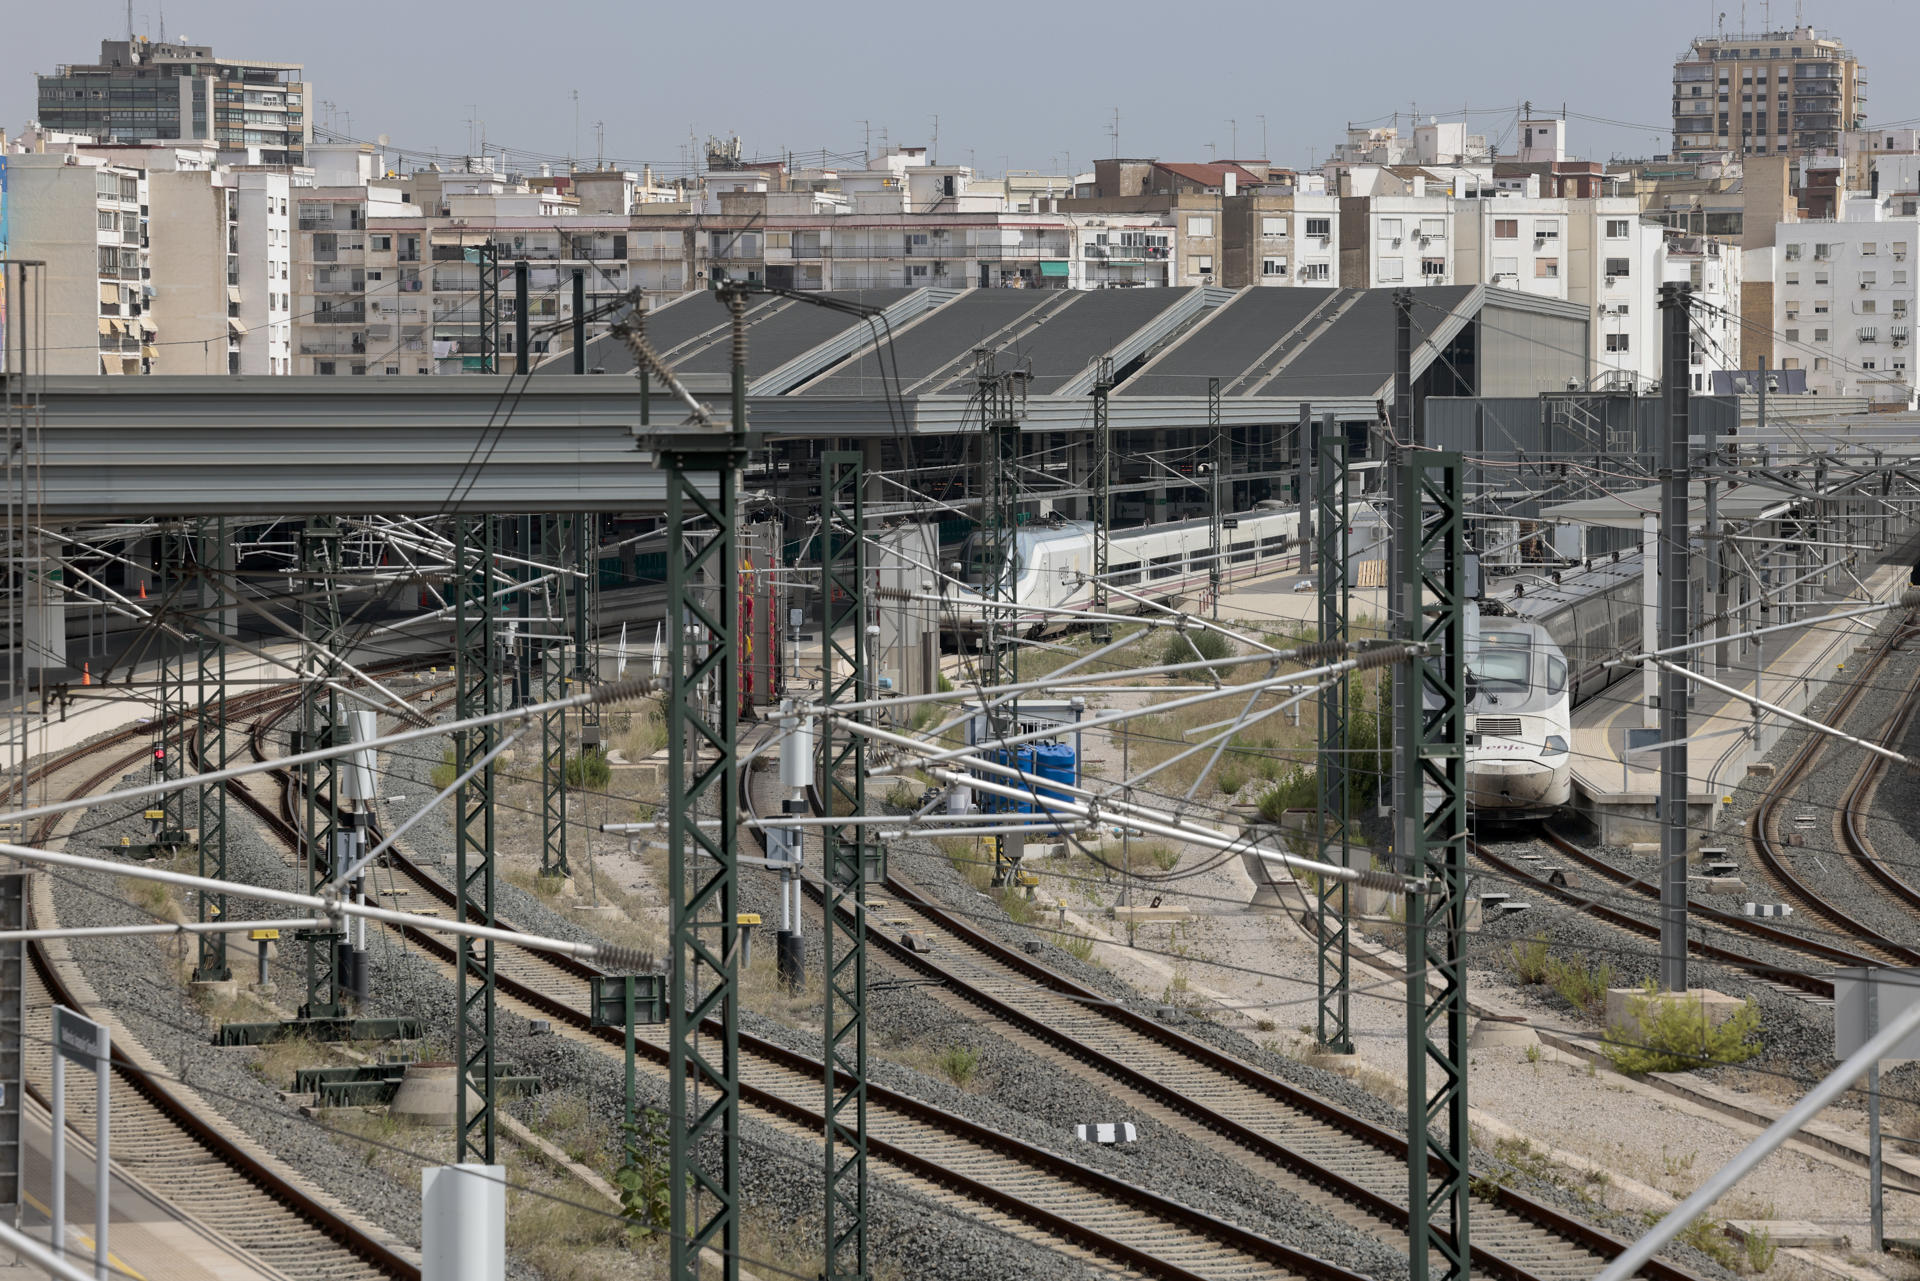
[
  {"xmin": 1862, "ymin": 281, "xmax": 1872, "ymax": 288},
  {"xmin": 1605, "ymin": 275, "xmax": 1617, "ymax": 286},
  {"xmin": 1420, "ymin": 236, "xmax": 1432, "ymax": 246},
  {"xmin": 1391, "ymin": 237, "xmax": 1401, "ymax": 246}
]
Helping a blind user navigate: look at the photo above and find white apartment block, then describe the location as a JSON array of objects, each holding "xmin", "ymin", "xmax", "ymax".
[
  {"xmin": 1664, "ymin": 236, "xmax": 1742, "ymax": 392},
  {"xmin": 1774, "ymin": 201, "xmax": 1919, "ymax": 405},
  {"xmin": 1567, "ymin": 198, "xmax": 1665, "ymax": 390},
  {"xmin": 1244, "ymin": 200, "xmax": 1340, "ymax": 287},
  {"xmin": 1453, "ymin": 198, "xmax": 1572, "ymax": 298},
  {"xmin": 90, "ymin": 145, "xmax": 295, "ymax": 374},
  {"xmin": 0, "ymin": 151, "xmax": 152, "ymax": 374}
]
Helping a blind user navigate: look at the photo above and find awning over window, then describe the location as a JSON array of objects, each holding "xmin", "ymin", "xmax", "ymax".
[
  {"xmin": 99, "ymin": 284, "xmax": 120, "ymax": 305},
  {"xmin": 228, "ymin": 317, "xmax": 248, "ymax": 336},
  {"xmin": 1039, "ymin": 260, "xmax": 1069, "ymax": 278},
  {"xmin": 97, "ymin": 318, "xmax": 114, "ymax": 335},
  {"xmin": 227, "ymin": 286, "xmax": 242, "ymax": 304}
]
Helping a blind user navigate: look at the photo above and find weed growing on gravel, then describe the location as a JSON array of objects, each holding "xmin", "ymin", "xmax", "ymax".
[
  {"xmin": 1062, "ymin": 932, "xmax": 1097, "ymax": 962},
  {"xmin": 1218, "ymin": 762, "xmax": 1251, "ymax": 795},
  {"xmin": 1507, "ymin": 935, "xmax": 1551, "ymax": 985},
  {"xmin": 1546, "ymin": 955, "xmax": 1614, "ymax": 1019},
  {"xmin": 1671, "ymin": 1214, "xmax": 1739, "ymax": 1269},
  {"xmin": 1607, "ymin": 983, "xmax": 1762, "ymax": 1074},
  {"xmin": 937, "ymin": 1044, "xmax": 980, "ymax": 1089},
  {"xmin": 996, "ymin": 887, "xmax": 1037, "ymax": 925},
  {"xmin": 1256, "ymin": 767, "xmax": 1317, "ymax": 823},
  {"xmin": 1743, "ymin": 1225, "xmax": 1777, "ymax": 1273},
  {"xmin": 935, "ymin": 836, "xmax": 992, "ymax": 891},
  {"xmin": 1160, "ymin": 627, "xmax": 1234, "ymax": 674},
  {"xmin": 1141, "ymin": 843, "xmax": 1180, "ymax": 873}
]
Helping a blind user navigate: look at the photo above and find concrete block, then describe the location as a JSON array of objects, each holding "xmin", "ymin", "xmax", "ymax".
[
  {"xmin": 1746, "ymin": 762, "xmax": 1776, "ymax": 779},
  {"xmin": 1628, "ymin": 843, "xmax": 1659, "ymax": 856},
  {"xmin": 1469, "ymin": 1017, "xmax": 1540, "ymax": 1052},
  {"xmin": 1688, "ymin": 875, "xmax": 1744, "ymax": 894},
  {"xmin": 1109, "ymin": 905, "xmax": 1191, "ymax": 924},
  {"xmin": 1723, "ymin": 1220, "xmax": 1844, "ymax": 1249},
  {"xmin": 390, "ymin": 1062, "xmax": 484, "ymax": 1127},
  {"xmin": 1606, "ymin": 986, "xmax": 1747, "ymax": 1045}
]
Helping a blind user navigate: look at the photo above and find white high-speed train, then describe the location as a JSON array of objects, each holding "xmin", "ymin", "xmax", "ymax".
[
  {"xmin": 940, "ymin": 502, "xmax": 1378, "ymax": 638},
  {"xmin": 1467, "ymin": 552, "xmax": 1691, "ymax": 818},
  {"xmin": 1463, "ymin": 619, "xmax": 1574, "ymax": 817}
]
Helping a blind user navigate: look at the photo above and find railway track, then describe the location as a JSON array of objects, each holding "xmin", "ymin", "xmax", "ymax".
[
  {"xmin": 12, "ymin": 672, "xmax": 426, "ymax": 1279},
  {"xmin": 238, "ymin": 695, "xmax": 1357, "ymax": 1281},
  {"xmin": 1748, "ymin": 615, "xmax": 1920, "ymax": 963},
  {"xmin": 741, "ymin": 760, "xmax": 1696, "ymax": 1281}
]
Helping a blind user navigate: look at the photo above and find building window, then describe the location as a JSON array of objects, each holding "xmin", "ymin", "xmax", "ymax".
[
  {"xmin": 1186, "ymin": 215, "xmax": 1213, "ymax": 237},
  {"xmin": 1815, "ymin": 300, "xmax": 1829, "ymax": 314},
  {"xmin": 1301, "ymin": 262, "xmax": 1331, "ymax": 281},
  {"xmin": 1785, "ymin": 328, "xmax": 1800, "ymax": 341},
  {"xmin": 1606, "ymin": 219, "xmax": 1631, "ymax": 238},
  {"xmin": 1780, "ymin": 357, "xmax": 1800, "ymax": 370},
  {"xmin": 97, "ymin": 210, "xmax": 117, "ymax": 231},
  {"xmin": 1534, "ymin": 258, "xmax": 1560, "ymax": 278},
  {"xmin": 1862, "ymin": 359, "xmax": 1877, "ymax": 370},
  {"xmin": 1814, "ymin": 358, "xmax": 1828, "ymax": 371},
  {"xmin": 1784, "ymin": 243, "xmax": 1802, "ymax": 260},
  {"xmin": 1305, "ymin": 217, "xmax": 1331, "ymax": 239},
  {"xmin": 1785, "ymin": 271, "xmax": 1799, "ymax": 285},
  {"xmin": 1261, "ymin": 258, "xmax": 1286, "ymax": 276},
  {"xmin": 1814, "ymin": 243, "xmax": 1832, "ymax": 260},
  {"xmin": 1533, "ymin": 221, "xmax": 1560, "ymax": 240},
  {"xmin": 1421, "ymin": 257, "xmax": 1446, "ymax": 277},
  {"xmin": 317, "ymin": 361, "xmax": 336, "ymax": 375},
  {"xmin": 1815, "ymin": 271, "xmax": 1830, "ymax": 285},
  {"xmin": 1863, "ymin": 300, "xmax": 1878, "ymax": 314},
  {"xmin": 1378, "ymin": 217, "xmax": 1402, "ymax": 240},
  {"xmin": 1260, "ymin": 216, "xmax": 1288, "ymax": 237},
  {"xmin": 1606, "ymin": 334, "xmax": 1631, "ymax": 352},
  {"xmin": 1189, "ymin": 254, "xmax": 1213, "ymax": 275},
  {"xmin": 1860, "ymin": 327, "xmax": 1879, "ymax": 342},
  {"xmin": 1863, "ymin": 242, "xmax": 1878, "ymax": 256},
  {"xmin": 1861, "ymin": 272, "xmax": 1877, "ymax": 287},
  {"xmin": 1815, "ymin": 328, "xmax": 1830, "ymax": 341},
  {"xmin": 1419, "ymin": 218, "xmax": 1445, "ymax": 238},
  {"xmin": 1379, "ymin": 259, "xmax": 1404, "ymax": 281},
  {"xmin": 1494, "ymin": 218, "xmax": 1518, "ymax": 238},
  {"xmin": 371, "ymin": 234, "xmax": 391, "ymax": 251},
  {"xmin": 1605, "ymin": 257, "xmax": 1631, "ymax": 278},
  {"xmin": 1493, "ymin": 256, "xmax": 1519, "ymax": 277}
]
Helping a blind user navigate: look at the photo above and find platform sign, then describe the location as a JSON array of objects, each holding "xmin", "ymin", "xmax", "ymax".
[{"xmin": 51, "ymin": 1002, "xmax": 110, "ymax": 1275}]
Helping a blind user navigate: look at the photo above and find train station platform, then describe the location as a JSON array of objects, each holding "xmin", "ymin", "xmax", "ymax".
[{"xmin": 1568, "ymin": 561, "xmax": 1907, "ymax": 844}]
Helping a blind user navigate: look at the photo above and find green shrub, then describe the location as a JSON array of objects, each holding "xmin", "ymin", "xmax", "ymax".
[
  {"xmin": 1606, "ymin": 982, "xmax": 1762, "ymax": 1073},
  {"xmin": 1218, "ymin": 762, "xmax": 1251, "ymax": 796},
  {"xmin": 1160, "ymin": 627, "xmax": 1233, "ymax": 673},
  {"xmin": 1546, "ymin": 955, "xmax": 1614, "ymax": 1018},
  {"xmin": 937, "ymin": 1044, "xmax": 980, "ymax": 1088},
  {"xmin": 566, "ymin": 748, "xmax": 611, "ymax": 788},
  {"xmin": 1256, "ymin": 765, "xmax": 1318, "ymax": 822},
  {"xmin": 1062, "ymin": 933, "xmax": 1096, "ymax": 962},
  {"xmin": 1507, "ymin": 935, "xmax": 1550, "ymax": 985}
]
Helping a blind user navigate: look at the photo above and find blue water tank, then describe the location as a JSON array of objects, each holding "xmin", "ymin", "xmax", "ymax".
[
  {"xmin": 990, "ymin": 746, "xmax": 1036, "ymax": 814},
  {"xmin": 1030, "ymin": 741, "xmax": 1076, "ymax": 829}
]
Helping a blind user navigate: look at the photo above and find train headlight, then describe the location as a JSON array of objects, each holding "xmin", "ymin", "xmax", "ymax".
[{"xmin": 1540, "ymin": 735, "xmax": 1569, "ymax": 757}]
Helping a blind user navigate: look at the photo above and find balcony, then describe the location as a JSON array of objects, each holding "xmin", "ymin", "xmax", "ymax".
[
  {"xmin": 299, "ymin": 337, "xmax": 366, "ymax": 356},
  {"xmin": 431, "ymin": 244, "xmax": 471, "ymax": 262},
  {"xmin": 311, "ymin": 307, "xmax": 366, "ymax": 325}
]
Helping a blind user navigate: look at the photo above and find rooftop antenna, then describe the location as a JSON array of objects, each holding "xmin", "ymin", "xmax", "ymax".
[
  {"xmin": 930, "ymin": 113, "xmax": 939, "ymax": 164},
  {"xmin": 158, "ymin": 2, "xmax": 165, "ymax": 42},
  {"xmin": 1110, "ymin": 108, "xmax": 1120, "ymax": 158},
  {"xmin": 1228, "ymin": 118, "xmax": 1238, "ymax": 159},
  {"xmin": 125, "ymin": 0, "xmax": 133, "ymax": 42},
  {"xmin": 857, "ymin": 119, "xmax": 870, "ymax": 163},
  {"xmin": 594, "ymin": 120, "xmax": 605, "ymax": 168},
  {"xmin": 571, "ymin": 89, "xmax": 580, "ymax": 166},
  {"xmin": 1259, "ymin": 114, "xmax": 1268, "ymax": 160}
]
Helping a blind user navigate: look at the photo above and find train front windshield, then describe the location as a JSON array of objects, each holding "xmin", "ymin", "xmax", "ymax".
[
  {"xmin": 1468, "ymin": 632, "xmax": 1565, "ymax": 712},
  {"xmin": 959, "ymin": 532, "xmax": 1016, "ymax": 587}
]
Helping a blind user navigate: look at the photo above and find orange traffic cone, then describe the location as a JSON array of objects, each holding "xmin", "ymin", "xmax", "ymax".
[
  {"xmin": 139, "ymin": 581, "xmax": 147, "ymax": 600},
  {"xmin": 82, "ymin": 662, "xmax": 90, "ymax": 687}
]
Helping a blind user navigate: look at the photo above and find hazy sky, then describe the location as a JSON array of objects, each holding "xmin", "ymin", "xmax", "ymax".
[{"xmin": 7, "ymin": 0, "xmax": 1919, "ymax": 176}]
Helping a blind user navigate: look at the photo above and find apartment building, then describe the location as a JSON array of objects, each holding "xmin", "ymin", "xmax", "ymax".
[
  {"xmin": 0, "ymin": 151, "xmax": 153, "ymax": 374},
  {"xmin": 1666, "ymin": 236, "xmax": 1744, "ymax": 390},
  {"xmin": 1567, "ymin": 198, "xmax": 1665, "ymax": 390},
  {"xmin": 290, "ymin": 146, "xmax": 420, "ymax": 375},
  {"xmin": 36, "ymin": 38, "xmax": 310, "ymax": 164},
  {"xmin": 1671, "ymin": 25, "xmax": 1865, "ymax": 160},
  {"xmin": 1773, "ymin": 200, "xmax": 1919, "ymax": 405},
  {"xmin": 87, "ymin": 144, "xmax": 293, "ymax": 373}
]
